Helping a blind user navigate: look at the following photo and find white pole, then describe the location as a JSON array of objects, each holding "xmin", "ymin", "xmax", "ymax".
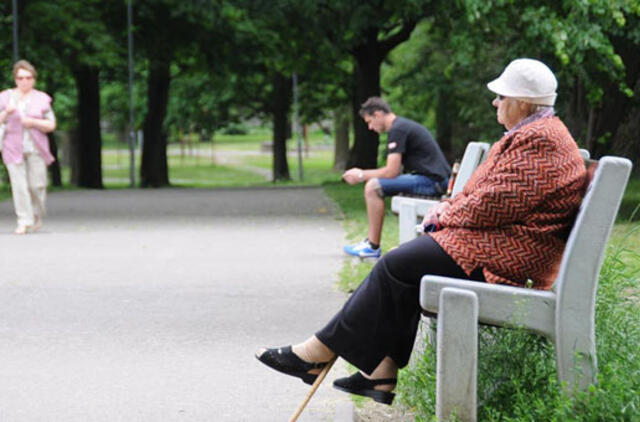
[
  {"xmin": 127, "ymin": 0, "xmax": 135, "ymax": 187},
  {"xmin": 292, "ymin": 73, "xmax": 303, "ymax": 181},
  {"xmin": 12, "ymin": 0, "xmax": 18, "ymax": 62}
]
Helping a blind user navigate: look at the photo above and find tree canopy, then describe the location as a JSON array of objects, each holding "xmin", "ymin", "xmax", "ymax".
[{"xmin": 1, "ymin": 0, "xmax": 638, "ymax": 186}]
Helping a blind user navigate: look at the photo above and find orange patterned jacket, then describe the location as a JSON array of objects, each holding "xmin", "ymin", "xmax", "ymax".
[{"xmin": 430, "ymin": 116, "xmax": 587, "ymax": 290}]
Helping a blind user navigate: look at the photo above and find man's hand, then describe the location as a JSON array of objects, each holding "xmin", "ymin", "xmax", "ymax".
[
  {"xmin": 342, "ymin": 168, "xmax": 364, "ymax": 185},
  {"xmin": 5, "ymin": 103, "xmax": 16, "ymax": 114},
  {"xmin": 421, "ymin": 202, "xmax": 451, "ymax": 227}
]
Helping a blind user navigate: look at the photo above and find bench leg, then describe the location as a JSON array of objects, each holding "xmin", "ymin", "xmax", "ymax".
[
  {"xmin": 399, "ymin": 202, "xmax": 418, "ymax": 244},
  {"xmin": 555, "ymin": 318, "xmax": 597, "ymax": 393},
  {"xmin": 436, "ymin": 288, "xmax": 478, "ymax": 422}
]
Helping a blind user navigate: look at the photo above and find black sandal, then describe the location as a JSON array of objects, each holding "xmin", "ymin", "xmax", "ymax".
[
  {"xmin": 333, "ymin": 372, "xmax": 396, "ymax": 405},
  {"xmin": 256, "ymin": 346, "xmax": 327, "ymax": 385}
]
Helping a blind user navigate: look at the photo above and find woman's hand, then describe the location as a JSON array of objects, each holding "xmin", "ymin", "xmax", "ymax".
[
  {"xmin": 0, "ymin": 104, "xmax": 16, "ymax": 123},
  {"xmin": 421, "ymin": 201, "xmax": 451, "ymax": 227},
  {"xmin": 20, "ymin": 116, "xmax": 56, "ymax": 133},
  {"xmin": 20, "ymin": 116, "xmax": 35, "ymax": 128}
]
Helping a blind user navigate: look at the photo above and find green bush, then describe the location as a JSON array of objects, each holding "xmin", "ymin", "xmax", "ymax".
[{"xmin": 398, "ymin": 238, "xmax": 640, "ymax": 421}]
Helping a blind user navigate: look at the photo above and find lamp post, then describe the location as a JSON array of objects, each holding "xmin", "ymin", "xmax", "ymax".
[
  {"xmin": 127, "ymin": 0, "xmax": 135, "ymax": 187},
  {"xmin": 292, "ymin": 73, "xmax": 303, "ymax": 181},
  {"xmin": 12, "ymin": 0, "xmax": 18, "ymax": 62}
]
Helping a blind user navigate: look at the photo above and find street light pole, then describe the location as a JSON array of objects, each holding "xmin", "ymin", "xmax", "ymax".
[
  {"xmin": 292, "ymin": 73, "xmax": 303, "ymax": 181},
  {"xmin": 127, "ymin": 0, "xmax": 136, "ymax": 187},
  {"xmin": 12, "ymin": 0, "xmax": 19, "ymax": 62}
]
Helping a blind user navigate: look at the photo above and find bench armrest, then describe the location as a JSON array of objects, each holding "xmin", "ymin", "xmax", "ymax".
[
  {"xmin": 391, "ymin": 196, "xmax": 440, "ymax": 215},
  {"xmin": 420, "ymin": 275, "xmax": 557, "ymax": 338}
]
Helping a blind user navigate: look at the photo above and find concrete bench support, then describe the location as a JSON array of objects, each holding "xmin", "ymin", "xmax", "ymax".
[{"xmin": 436, "ymin": 288, "xmax": 478, "ymax": 422}]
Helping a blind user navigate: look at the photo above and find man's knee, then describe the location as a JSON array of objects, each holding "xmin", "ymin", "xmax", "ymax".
[{"xmin": 364, "ymin": 178, "xmax": 384, "ymax": 199}]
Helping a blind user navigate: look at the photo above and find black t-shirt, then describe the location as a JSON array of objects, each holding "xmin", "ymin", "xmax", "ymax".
[{"xmin": 387, "ymin": 116, "xmax": 451, "ymax": 182}]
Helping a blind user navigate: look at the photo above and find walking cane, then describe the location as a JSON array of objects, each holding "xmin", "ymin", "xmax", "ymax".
[{"xmin": 288, "ymin": 355, "xmax": 338, "ymax": 422}]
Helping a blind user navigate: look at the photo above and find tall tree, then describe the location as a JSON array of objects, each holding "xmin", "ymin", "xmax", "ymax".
[
  {"xmin": 228, "ymin": 0, "xmax": 350, "ymax": 181},
  {"xmin": 21, "ymin": 0, "xmax": 119, "ymax": 188},
  {"xmin": 135, "ymin": 0, "xmax": 232, "ymax": 187},
  {"xmin": 382, "ymin": 0, "xmax": 640, "ymax": 168},
  {"xmin": 312, "ymin": 1, "xmax": 431, "ymax": 169}
]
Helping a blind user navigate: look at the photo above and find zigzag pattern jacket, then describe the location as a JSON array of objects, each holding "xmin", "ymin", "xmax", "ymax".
[{"xmin": 430, "ymin": 117, "xmax": 587, "ymax": 290}]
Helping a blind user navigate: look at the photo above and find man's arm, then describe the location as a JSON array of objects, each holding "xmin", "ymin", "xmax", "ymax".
[{"xmin": 342, "ymin": 152, "xmax": 402, "ymax": 185}]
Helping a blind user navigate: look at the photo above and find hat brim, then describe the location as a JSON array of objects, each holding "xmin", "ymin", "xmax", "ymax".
[{"xmin": 487, "ymin": 79, "xmax": 556, "ymax": 106}]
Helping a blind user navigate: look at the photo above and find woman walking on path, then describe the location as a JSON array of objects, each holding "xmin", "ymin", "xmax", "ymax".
[{"xmin": 0, "ymin": 60, "xmax": 56, "ymax": 234}]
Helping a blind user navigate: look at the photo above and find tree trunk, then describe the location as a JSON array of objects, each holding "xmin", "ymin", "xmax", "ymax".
[
  {"xmin": 435, "ymin": 84, "xmax": 454, "ymax": 162},
  {"xmin": 565, "ymin": 76, "xmax": 589, "ymax": 149},
  {"xmin": 578, "ymin": 34, "xmax": 640, "ymax": 162},
  {"xmin": 71, "ymin": 64, "xmax": 103, "ymax": 188},
  {"xmin": 333, "ymin": 105, "xmax": 350, "ymax": 172},
  {"xmin": 47, "ymin": 132, "xmax": 62, "ymax": 186},
  {"xmin": 272, "ymin": 72, "xmax": 291, "ymax": 181},
  {"xmin": 346, "ymin": 21, "xmax": 416, "ymax": 169},
  {"xmin": 348, "ymin": 52, "xmax": 381, "ymax": 169},
  {"xmin": 141, "ymin": 59, "xmax": 171, "ymax": 187},
  {"xmin": 43, "ymin": 76, "xmax": 62, "ymax": 187}
]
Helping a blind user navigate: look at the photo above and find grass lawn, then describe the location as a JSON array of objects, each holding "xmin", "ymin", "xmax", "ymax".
[{"xmin": 100, "ymin": 128, "xmax": 338, "ymax": 188}]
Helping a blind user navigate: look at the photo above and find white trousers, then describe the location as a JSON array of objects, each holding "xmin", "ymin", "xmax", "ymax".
[{"xmin": 6, "ymin": 153, "xmax": 47, "ymax": 227}]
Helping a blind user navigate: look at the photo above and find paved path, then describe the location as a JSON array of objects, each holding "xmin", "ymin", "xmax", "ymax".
[{"xmin": 0, "ymin": 187, "xmax": 351, "ymax": 421}]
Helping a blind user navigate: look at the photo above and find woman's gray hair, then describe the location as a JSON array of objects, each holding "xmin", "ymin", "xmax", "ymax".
[
  {"xmin": 13, "ymin": 60, "xmax": 37, "ymax": 79},
  {"xmin": 530, "ymin": 104, "xmax": 553, "ymax": 114}
]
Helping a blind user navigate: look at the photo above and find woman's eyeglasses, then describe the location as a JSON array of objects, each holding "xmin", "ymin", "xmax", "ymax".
[{"xmin": 15, "ymin": 76, "xmax": 34, "ymax": 81}]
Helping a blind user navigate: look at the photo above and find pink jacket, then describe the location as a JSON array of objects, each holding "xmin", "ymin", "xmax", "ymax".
[{"xmin": 0, "ymin": 89, "xmax": 55, "ymax": 165}]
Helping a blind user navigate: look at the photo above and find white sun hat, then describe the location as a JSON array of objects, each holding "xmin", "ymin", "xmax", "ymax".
[{"xmin": 487, "ymin": 58, "xmax": 558, "ymax": 106}]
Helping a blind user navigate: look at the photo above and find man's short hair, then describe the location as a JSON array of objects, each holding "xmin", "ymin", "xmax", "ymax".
[{"xmin": 359, "ymin": 97, "xmax": 392, "ymax": 117}]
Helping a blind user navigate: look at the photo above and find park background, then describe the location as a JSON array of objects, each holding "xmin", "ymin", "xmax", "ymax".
[{"xmin": 1, "ymin": 1, "xmax": 639, "ymax": 420}]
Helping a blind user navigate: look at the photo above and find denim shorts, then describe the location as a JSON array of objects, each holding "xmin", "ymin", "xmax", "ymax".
[{"xmin": 378, "ymin": 174, "xmax": 448, "ymax": 197}]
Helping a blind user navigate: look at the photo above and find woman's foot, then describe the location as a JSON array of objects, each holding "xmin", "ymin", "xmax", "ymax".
[
  {"xmin": 333, "ymin": 372, "xmax": 397, "ymax": 405},
  {"xmin": 14, "ymin": 224, "xmax": 29, "ymax": 235},
  {"xmin": 32, "ymin": 215, "xmax": 42, "ymax": 232},
  {"xmin": 256, "ymin": 345, "xmax": 329, "ymax": 385}
]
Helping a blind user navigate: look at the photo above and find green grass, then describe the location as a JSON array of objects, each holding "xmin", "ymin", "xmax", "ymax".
[
  {"xmin": 619, "ymin": 177, "xmax": 640, "ymax": 221},
  {"xmin": 0, "ymin": 185, "xmax": 9, "ymax": 202},
  {"xmin": 100, "ymin": 129, "xmax": 338, "ymax": 188},
  {"xmin": 102, "ymin": 149, "xmax": 268, "ymax": 188},
  {"xmin": 323, "ymin": 181, "xmax": 400, "ymax": 292}
]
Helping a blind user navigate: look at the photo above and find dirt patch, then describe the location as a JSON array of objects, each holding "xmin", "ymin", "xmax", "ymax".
[{"xmin": 355, "ymin": 401, "xmax": 415, "ymax": 421}]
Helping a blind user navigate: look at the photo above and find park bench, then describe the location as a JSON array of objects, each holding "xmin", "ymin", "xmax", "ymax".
[
  {"xmin": 419, "ymin": 155, "xmax": 632, "ymax": 422},
  {"xmin": 391, "ymin": 142, "xmax": 490, "ymax": 244}
]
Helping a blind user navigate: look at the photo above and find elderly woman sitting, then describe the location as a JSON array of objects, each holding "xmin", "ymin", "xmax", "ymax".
[{"xmin": 256, "ymin": 58, "xmax": 587, "ymax": 405}]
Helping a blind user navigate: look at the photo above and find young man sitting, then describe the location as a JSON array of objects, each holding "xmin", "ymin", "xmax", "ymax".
[{"xmin": 342, "ymin": 97, "xmax": 451, "ymax": 258}]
